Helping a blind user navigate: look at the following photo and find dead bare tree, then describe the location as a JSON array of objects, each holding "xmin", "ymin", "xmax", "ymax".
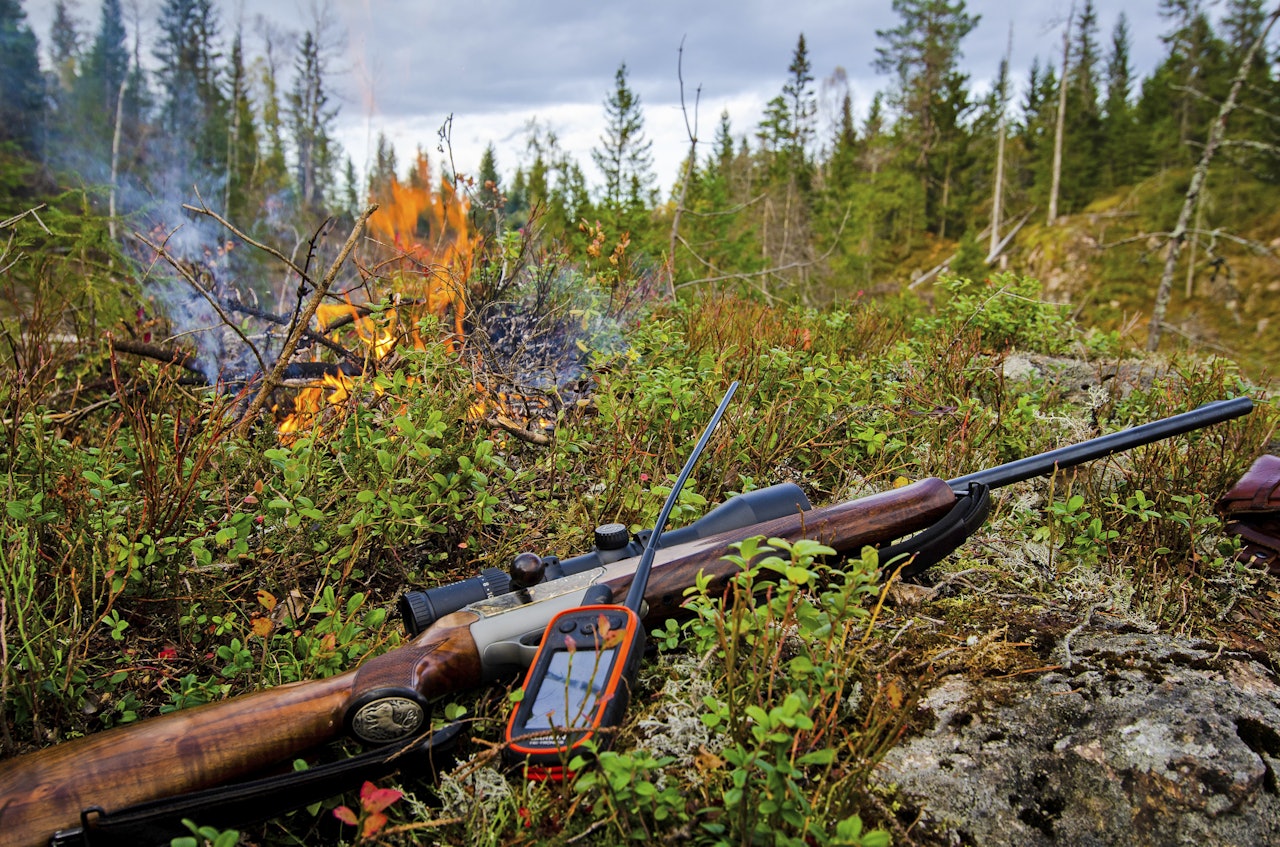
[
  {"xmin": 666, "ymin": 37, "xmax": 698, "ymax": 302},
  {"xmin": 1146, "ymin": 5, "xmax": 1280, "ymax": 352},
  {"xmin": 990, "ymin": 24, "xmax": 1013, "ymax": 258},
  {"xmin": 1047, "ymin": 5, "xmax": 1073, "ymax": 227}
]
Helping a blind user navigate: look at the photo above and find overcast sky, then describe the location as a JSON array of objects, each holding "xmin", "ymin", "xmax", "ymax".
[{"xmin": 25, "ymin": 0, "xmax": 1177, "ymax": 194}]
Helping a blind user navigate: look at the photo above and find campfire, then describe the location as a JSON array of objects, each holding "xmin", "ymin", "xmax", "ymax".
[{"xmin": 117, "ymin": 151, "xmax": 617, "ymax": 442}]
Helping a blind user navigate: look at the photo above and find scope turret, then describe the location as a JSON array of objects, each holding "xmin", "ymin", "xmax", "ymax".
[{"xmin": 398, "ymin": 482, "xmax": 811, "ymax": 635}]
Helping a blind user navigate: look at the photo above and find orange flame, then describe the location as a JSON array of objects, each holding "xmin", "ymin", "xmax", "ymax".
[
  {"xmin": 275, "ymin": 155, "xmax": 480, "ymax": 436},
  {"xmin": 368, "ymin": 152, "xmax": 477, "ymax": 348}
]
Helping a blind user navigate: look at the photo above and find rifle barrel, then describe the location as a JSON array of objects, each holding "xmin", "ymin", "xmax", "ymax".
[{"xmin": 948, "ymin": 396, "xmax": 1254, "ymax": 494}]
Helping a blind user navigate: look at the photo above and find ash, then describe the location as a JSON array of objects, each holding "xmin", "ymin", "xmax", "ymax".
[{"xmin": 467, "ymin": 279, "xmax": 628, "ymax": 414}]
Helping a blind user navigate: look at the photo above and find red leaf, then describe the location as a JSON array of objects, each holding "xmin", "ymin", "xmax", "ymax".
[
  {"xmin": 359, "ymin": 781, "xmax": 403, "ymax": 813},
  {"xmin": 333, "ymin": 806, "xmax": 359, "ymax": 826}
]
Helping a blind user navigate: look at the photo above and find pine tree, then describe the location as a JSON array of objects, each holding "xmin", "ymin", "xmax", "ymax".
[
  {"xmin": 0, "ymin": 0, "xmax": 45, "ymax": 154},
  {"xmin": 591, "ymin": 62, "xmax": 655, "ymax": 223},
  {"xmin": 873, "ymin": 0, "xmax": 980, "ymax": 236}
]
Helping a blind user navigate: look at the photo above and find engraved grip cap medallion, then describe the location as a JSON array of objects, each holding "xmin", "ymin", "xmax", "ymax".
[{"xmin": 344, "ymin": 688, "xmax": 430, "ymax": 745}]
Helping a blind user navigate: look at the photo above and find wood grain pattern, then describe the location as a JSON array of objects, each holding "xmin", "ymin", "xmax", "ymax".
[
  {"xmin": 0, "ymin": 617, "xmax": 480, "ymax": 847},
  {"xmin": 602, "ymin": 477, "xmax": 957, "ymax": 620}
]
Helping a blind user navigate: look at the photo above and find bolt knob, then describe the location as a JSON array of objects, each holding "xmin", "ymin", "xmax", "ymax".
[{"xmin": 509, "ymin": 552, "xmax": 546, "ymax": 589}]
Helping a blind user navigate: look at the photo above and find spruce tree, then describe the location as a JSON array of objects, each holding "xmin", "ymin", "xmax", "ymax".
[
  {"xmin": 225, "ymin": 27, "xmax": 260, "ymax": 221},
  {"xmin": 368, "ymin": 131, "xmax": 398, "ymax": 200},
  {"xmin": 873, "ymin": 0, "xmax": 980, "ymax": 236},
  {"xmin": 49, "ymin": 1, "xmax": 80, "ymax": 93},
  {"xmin": 1153, "ymin": 0, "xmax": 1229, "ymax": 159},
  {"xmin": 61, "ymin": 0, "xmax": 127, "ymax": 167},
  {"xmin": 287, "ymin": 28, "xmax": 338, "ymax": 214},
  {"xmin": 474, "ymin": 142, "xmax": 502, "ymax": 236},
  {"xmin": 591, "ymin": 62, "xmax": 655, "ymax": 224},
  {"xmin": 251, "ymin": 19, "xmax": 290, "ymax": 202},
  {"xmin": 154, "ymin": 0, "xmax": 228, "ymax": 182},
  {"xmin": 782, "ymin": 34, "xmax": 816, "ymax": 169},
  {"xmin": 0, "ymin": 0, "xmax": 45, "ymax": 155},
  {"xmin": 1061, "ymin": 0, "xmax": 1104, "ymax": 208},
  {"xmin": 1102, "ymin": 12, "xmax": 1140, "ymax": 188}
]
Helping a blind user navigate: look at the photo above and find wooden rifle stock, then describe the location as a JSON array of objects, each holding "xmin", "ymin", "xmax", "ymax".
[
  {"xmin": 0, "ymin": 478, "xmax": 956, "ymax": 847},
  {"xmin": 0, "ymin": 614, "xmax": 483, "ymax": 847}
]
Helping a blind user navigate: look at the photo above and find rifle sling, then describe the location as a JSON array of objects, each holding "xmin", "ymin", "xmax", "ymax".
[
  {"xmin": 49, "ymin": 722, "xmax": 466, "ymax": 847},
  {"xmin": 876, "ymin": 483, "xmax": 990, "ymax": 579}
]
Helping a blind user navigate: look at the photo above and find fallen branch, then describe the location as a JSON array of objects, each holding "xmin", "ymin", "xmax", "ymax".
[
  {"xmin": 225, "ymin": 300, "xmax": 356, "ymax": 361},
  {"xmin": 488, "ymin": 413, "xmax": 551, "ymax": 446},
  {"xmin": 235, "ymin": 204, "xmax": 377, "ymax": 438},
  {"xmin": 109, "ymin": 337, "xmax": 203, "ymax": 376},
  {"xmin": 135, "ymin": 228, "xmax": 268, "ymax": 377}
]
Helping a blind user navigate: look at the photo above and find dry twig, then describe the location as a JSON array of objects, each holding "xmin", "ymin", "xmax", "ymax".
[{"xmin": 235, "ymin": 204, "xmax": 378, "ymax": 438}]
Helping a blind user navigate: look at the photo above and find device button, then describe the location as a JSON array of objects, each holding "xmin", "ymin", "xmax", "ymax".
[{"xmin": 557, "ymin": 619, "xmax": 577, "ymax": 634}]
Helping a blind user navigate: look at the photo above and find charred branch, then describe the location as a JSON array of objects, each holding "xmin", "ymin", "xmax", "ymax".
[
  {"xmin": 235, "ymin": 204, "xmax": 378, "ymax": 438},
  {"xmin": 110, "ymin": 336, "xmax": 362, "ymax": 385},
  {"xmin": 224, "ymin": 300, "xmax": 356, "ymax": 361},
  {"xmin": 110, "ymin": 337, "xmax": 204, "ymax": 376}
]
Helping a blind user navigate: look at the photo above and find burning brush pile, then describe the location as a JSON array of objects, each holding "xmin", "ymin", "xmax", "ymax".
[{"xmin": 117, "ymin": 154, "xmax": 633, "ymax": 441}]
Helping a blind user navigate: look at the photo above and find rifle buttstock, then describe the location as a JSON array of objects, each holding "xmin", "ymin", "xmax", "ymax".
[{"xmin": 0, "ymin": 615, "xmax": 482, "ymax": 847}]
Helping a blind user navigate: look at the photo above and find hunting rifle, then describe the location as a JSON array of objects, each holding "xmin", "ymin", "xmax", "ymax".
[{"xmin": 0, "ymin": 396, "xmax": 1254, "ymax": 847}]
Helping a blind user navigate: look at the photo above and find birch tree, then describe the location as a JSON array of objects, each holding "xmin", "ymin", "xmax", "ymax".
[{"xmin": 1146, "ymin": 4, "xmax": 1280, "ymax": 351}]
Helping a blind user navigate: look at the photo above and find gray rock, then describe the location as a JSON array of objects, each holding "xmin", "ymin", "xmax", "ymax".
[{"xmin": 876, "ymin": 633, "xmax": 1280, "ymax": 846}]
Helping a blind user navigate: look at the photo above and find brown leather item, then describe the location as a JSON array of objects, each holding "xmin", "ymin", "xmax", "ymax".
[{"xmin": 1217, "ymin": 454, "xmax": 1280, "ymax": 575}]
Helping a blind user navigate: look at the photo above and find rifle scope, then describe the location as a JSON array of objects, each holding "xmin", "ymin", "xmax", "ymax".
[{"xmin": 398, "ymin": 482, "xmax": 813, "ymax": 635}]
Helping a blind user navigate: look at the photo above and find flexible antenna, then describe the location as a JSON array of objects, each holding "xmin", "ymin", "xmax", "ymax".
[{"xmin": 623, "ymin": 381, "xmax": 739, "ymax": 613}]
